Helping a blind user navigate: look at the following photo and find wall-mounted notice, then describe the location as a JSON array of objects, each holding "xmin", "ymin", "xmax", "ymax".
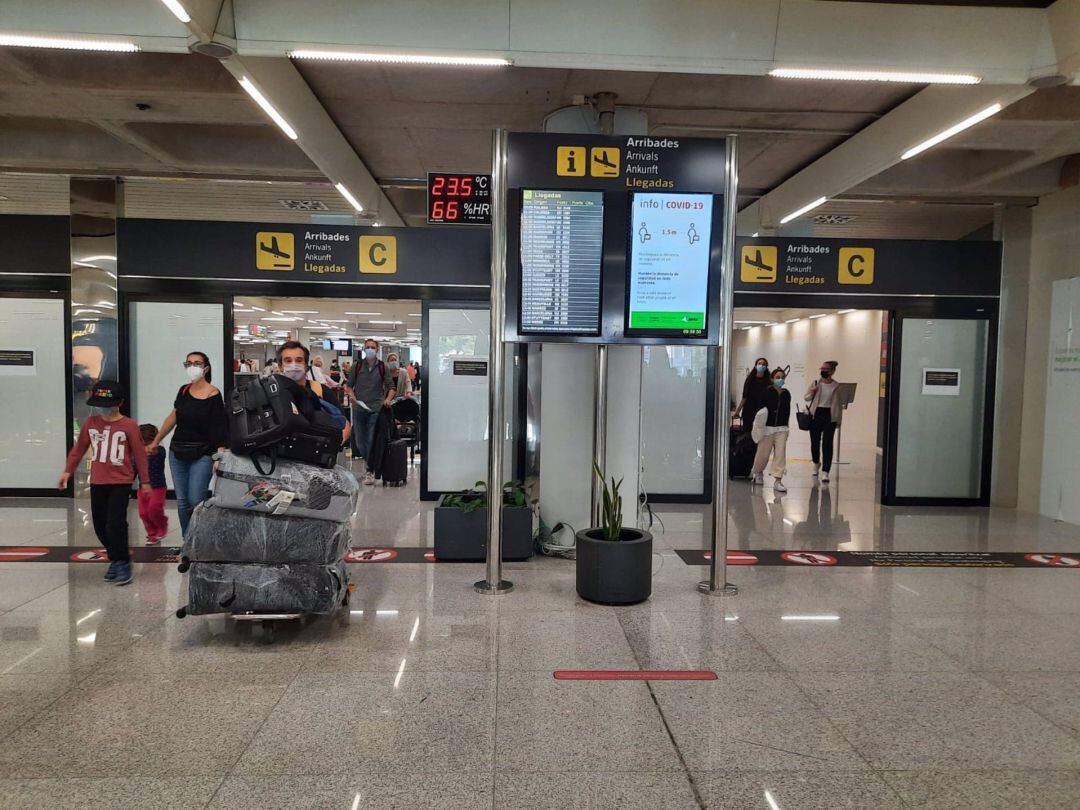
[
  {"xmin": 922, "ymin": 368, "xmax": 961, "ymax": 396},
  {"xmin": 627, "ymin": 192, "xmax": 713, "ymax": 335},
  {"xmin": 519, "ymin": 189, "xmax": 604, "ymax": 335},
  {"xmin": 453, "ymin": 359, "xmax": 488, "ymax": 377},
  {"xmin": 0, "ymin": 349, "xmax": 35, "ymax": 376}
]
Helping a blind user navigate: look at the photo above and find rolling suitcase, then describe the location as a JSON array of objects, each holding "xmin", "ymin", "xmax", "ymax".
[
  {"xmin": 209, "ymin": 451, "xmax": 359, "ymax": 522},
  {"xmin": 181, "ymin": 561, "xmax": 349, "ymax": 616},
  {"xmin": 728, "ymin": 423, "xmax": 756, "ymax": 479},
  {"xmin": 182, "ymin": 502, "xmax": 352, "ymax": 565},
  {"xmin": 381, "ymin": 439, "xmax": 409, "ymax": 487}
]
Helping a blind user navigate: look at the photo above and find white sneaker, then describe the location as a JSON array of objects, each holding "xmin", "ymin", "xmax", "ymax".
[
  {"xmin": 813, "ymin": 464, "xmax": 820, "ymax": 477},
  {"xmin": 773, "ymin": 479, "xmax": 787, "ymax": 492},
  {"xmin": 752, "ymin": 473, "xmax": 763, "ymax": 485},
  {"xmin": 821, "ymin": 471, "xmax": 830, "ymax": 482},
  {"xmin": 363, "ymin": 472, "xmax": 376, "ymax": 486}
]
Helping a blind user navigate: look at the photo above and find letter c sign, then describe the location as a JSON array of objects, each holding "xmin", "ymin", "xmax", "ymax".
[
  {"xmin": 359, "ymin": 236, "xmax": 397, "ymax": 274},
  {"xmin": 838, "ymin": 247, "xmax": 874, "ymax": 285}
]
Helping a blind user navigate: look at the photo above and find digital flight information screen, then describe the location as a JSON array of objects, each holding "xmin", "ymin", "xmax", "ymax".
[
  {"xmin": 518, "ymin": 189, "xmax": 604, "ymax": 336},
  {"xmin": 426, "ymin": 173, "xmax": 492, "ymax": 225},
  {"xmin": 627, "ymin": 192, "xmax": 713, "ymax": 336}
]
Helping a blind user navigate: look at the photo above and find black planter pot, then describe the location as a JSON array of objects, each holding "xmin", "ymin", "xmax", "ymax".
[
  {"xmin": 433, "ymin": 499, "xmax": 533, "ymax": 561},
  {"xmin": 575, "ymin": 528, "xmax": 653, "ymax": 605}
]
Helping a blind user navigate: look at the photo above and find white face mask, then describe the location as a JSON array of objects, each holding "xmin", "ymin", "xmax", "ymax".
[
  {"xmin": 185, "ymin": 364, "xmax": 205, "ymax": 382},
  {"xmin": 281, "ymin": 362, "xmax": 307, "ymax": 382},
  {"xmin": 364, "ymin": 347, "xmax": 377, "ymax": 359}
]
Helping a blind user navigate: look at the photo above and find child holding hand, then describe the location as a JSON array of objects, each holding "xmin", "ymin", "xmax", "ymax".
[{"xmin": 137, "ymin": 423, "xmax": 169, "ymax": 544}]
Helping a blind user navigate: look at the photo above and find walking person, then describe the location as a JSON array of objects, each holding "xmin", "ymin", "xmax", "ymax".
[
  {"xmin": 750, "ymin": 368, "xmax": 791, "ymax": 492},
  {"xmin": 136, "ymin": 423, "xmax": 169, "ymax": 544},
  {"xmin": 734, "ymin": 357, "xmax": 771, "ymax": 433},
  {"xmin": 385, "ymin": 352, "xmax": 412, "ymax": 398},
  {"xmin": 346, "ymin": 338, "xmax": 397, "ymax": 485},
  {"xmin": 58, "ymin": 380, "xmax": 150, "ymax": 585},
  {"xmin": 146, "ymin": 351, "xmax": 228, "ymax": 537},
  {"xmin": 805, "ymin": 360, "xmax": 842, "ymax": 482}
]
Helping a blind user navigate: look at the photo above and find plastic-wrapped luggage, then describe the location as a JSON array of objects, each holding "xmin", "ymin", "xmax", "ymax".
[
  {"xmin": 184, "ymin": 561, "xmax": 348, "ymax": 616},
  {"xmin": 210, "ymin": 451, "xmax": 359, "ymax": 522},
  {"xmin": 183, "ymin": 502, "xmax": 351, "ymax": 565}
]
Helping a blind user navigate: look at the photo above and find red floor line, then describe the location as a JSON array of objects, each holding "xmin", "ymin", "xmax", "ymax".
[{"xmin": 553, "ymin": 670, "xmax": 718, "ymax": 681}]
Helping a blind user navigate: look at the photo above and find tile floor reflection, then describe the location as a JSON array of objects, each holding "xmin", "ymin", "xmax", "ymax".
[{"xmin": 1, "ymin": 450, "xmax": 1079, "ymax": 808}]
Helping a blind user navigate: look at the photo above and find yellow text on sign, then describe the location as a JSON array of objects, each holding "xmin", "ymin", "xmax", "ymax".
[
  {"xmin": 360, "ymin": 236, "xmax": 397, "ymax": 274},
  {"xmin": 740, "ymin": 245, "xmax": 777, "ymax": 284},
  {"xmin": 256, "ymin": 232, "xmax": 295, "ymax": 271},
  {"xmin": 556, "ymin": 146, "xmax": 586, "ymax": 177},
  {"xmin": 838, "ymin": 247, "xmax": 874, "ymax": 285},
  {"xmin": 590, "ymin": 147, "xmax": 620, "ymax": 177}
]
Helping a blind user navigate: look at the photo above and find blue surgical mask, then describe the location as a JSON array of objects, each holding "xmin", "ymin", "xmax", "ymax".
[
  {"xmin": 364, "ymin": 348, "xmax": 377, "ymax": 359},
  {"xmin": 755, "ymin": 364, "xmax": 767, "ymax": 374},
  {"xmin": 387, "ymin": 361, "xmax": 399, "ymax": 370},
  {"xmin": 773, "ymin": 378, "xmax": 785, "ymax": 389}
]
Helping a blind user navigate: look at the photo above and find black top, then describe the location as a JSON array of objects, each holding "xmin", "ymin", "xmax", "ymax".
[
  {"xmin": 760, "ymin": 386, "xmax": 791, "ymax": 428},
  {"xmin": 173, "ymin": 385, "xmax": 229, "ymax": 451},
  {"xmin": 742, "ymin": 373, "xmax": 771, "ymax": 416}
]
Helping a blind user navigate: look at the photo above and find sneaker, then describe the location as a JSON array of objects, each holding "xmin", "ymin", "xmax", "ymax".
[
  {"xmin": 813, "ymin": 464, "xmax": 820, "ymax": 477},
  {"xmin": 821, "ymin": 471, "xmax": 830, "ymax": 482},
  {"xmin": 103, "ymin": 561, "xmax": 119, "ymax": 582},
  {"xmin": 751, "ymin": 473, "xmax": 763, "ymax": 485},
  {"xmin": 773, "ymin": 479, "xmax": 787, "ymax": 492},
  {"xmin": 145, "ymin": 535, "xmax": 161, "ymax": 546},
  {"xmin": 113, "ymin": 562, "xmax": 133, "ymax": 586},
  {"xmin": 363, "ymin": 472, "xmax": 376, "ymax": 486}
]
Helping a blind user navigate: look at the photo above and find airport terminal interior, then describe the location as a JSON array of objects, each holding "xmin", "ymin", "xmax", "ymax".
[{"xmin": 3, "ymin": 1, "xmax": 1080, "ymax": 808}]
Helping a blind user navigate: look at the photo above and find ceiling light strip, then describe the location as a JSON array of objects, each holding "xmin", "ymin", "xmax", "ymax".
[
  {"xmin": 158, "ymin": 0, "xmax": 192, "ymax": 23},
  {"xmin": 900, "ymin": 103, "xmax": 1002, "ymax": 160},
  {"xmin": 0, "ymin": 33, "xmax": 140, "ymax": 52},
  {"xmin": 769, "ymin": 67, "xmax": 980, "ymax": 85},
  {"xmin": 335, "ymin": 182, "xmax": 364, "ymax": 212},
  {"xmin": 237, "ymin": 76, "xmax": 298, "ymax": 140},
  {"xmin": 779, "ymin": 196, "xmax": 828, "ymax": 225},
  {"xmin": 289, "ymin": 49, "xmax": 511, "ymax": 66}
]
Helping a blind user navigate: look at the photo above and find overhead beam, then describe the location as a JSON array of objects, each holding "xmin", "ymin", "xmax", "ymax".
[{"xmin": 737, "ymin": 84, "xmax": 1035, "ymax": 234}]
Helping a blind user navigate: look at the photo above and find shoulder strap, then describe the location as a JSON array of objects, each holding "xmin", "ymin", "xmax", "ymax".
[{"xmin": 310, "ymin": 380, "xmax": 324, "ymax": 398}]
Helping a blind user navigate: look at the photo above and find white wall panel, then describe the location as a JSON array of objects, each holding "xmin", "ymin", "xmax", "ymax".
[{"xmin": 1039, "ymin": 277, "xmax": 1080, "ymax": 524}]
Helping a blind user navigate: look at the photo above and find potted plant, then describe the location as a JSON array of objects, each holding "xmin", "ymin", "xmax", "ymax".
[
  {"xmin": 575, "ymin": 464, "xmax": 653, "ymax": 605},
  {"xmin": 434, "ymin": 480, "xmax": 535, "ymax": 561}
]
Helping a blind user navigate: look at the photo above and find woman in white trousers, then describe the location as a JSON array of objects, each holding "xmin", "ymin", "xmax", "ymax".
[{"xmin": 750, "ymin": 368, "xmax": 792, "ymax": 493}]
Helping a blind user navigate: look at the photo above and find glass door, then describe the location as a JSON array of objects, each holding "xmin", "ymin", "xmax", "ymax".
[{"xmin": 884, "ymin": 314, "xmax": 995, "ymax": 505}]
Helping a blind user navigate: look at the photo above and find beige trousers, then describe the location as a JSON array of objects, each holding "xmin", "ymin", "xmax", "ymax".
[{"xmin": 752, "ymin": 429, "xmax": 788, "ymax": 478}]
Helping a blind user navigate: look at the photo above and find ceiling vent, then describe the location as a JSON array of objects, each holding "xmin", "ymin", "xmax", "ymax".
[
  {"xmin": 1028, "ymin": 73, "xmax": 1068, "ymax": 89},
  {"xmin": 813, "ymin": 214, "xmax": 857, "ymax": 225},
  {"xmin": 279, "ymin": 199, "xmax": 330, "ymax": 212}
]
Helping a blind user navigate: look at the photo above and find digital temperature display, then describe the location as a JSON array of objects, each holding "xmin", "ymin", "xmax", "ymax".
[{"xmin": 427, "ymin": 173, "xmax": 492, "ymax": 225}]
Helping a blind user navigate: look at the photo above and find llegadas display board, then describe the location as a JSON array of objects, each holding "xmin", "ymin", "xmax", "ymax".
[
  {"xmin": 504, "ymin": 132, "xmax": 729, "ymax": 346},
  {"xmin": 0, "ymin": 215, "xmax": 70, "ymax": 276},
  {"xmin": 734, "ymin": 237, "xmax": 1001, "ymax": 297},
  {"xmin": 117, "ymin": 219, "xmax": 489, "ymax": 287}
]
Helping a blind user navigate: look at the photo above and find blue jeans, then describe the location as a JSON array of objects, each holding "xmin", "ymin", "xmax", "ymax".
[
  {"xmin": 170, "ymin": 452, "xmax": 214, "ymax": 537},
  {"xmin": 353, "ymin": 406, "xmax": 381, "ymax": 470}
]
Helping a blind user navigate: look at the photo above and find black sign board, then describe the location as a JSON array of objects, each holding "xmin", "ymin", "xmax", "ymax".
[
  {"xmin": 453, "ymin": 359, "xmax": 488, "ymax": 377},
  {"xmin": 0, "ymin": 215, "xmax": 70, "ymax": 276},
  {"xmin": 0, "ymin": 349, "xmax": 34, "ymax": 367},
  {"xmin": 118, "ymin": 219, "xmax": 489, "ymax": 288},
  {"xmin": 427, "ymin": 173, "xmax": 492, "ymax": 225},
  {"xmin": 504, "ymin": 132, "xmax": 728, "ymax": 346},
  {"xmin": 734, "ymin": 237, "xmax": 1001, "ymax": 298}
]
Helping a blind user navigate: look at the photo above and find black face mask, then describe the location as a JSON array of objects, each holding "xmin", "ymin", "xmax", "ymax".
[{"xmin": 820, "ymin": 370, "xmax": 831, "ymax": 379}]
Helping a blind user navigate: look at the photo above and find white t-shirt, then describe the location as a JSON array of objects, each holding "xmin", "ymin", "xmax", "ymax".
[{"xmin": 815, "ymin": 379, "xmax": 838, "ymax": 409}]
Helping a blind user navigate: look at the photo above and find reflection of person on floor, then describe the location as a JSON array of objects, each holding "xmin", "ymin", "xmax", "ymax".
[
  {"xmin": 750, "ymin": 368, "xmax": 791, "ymax": 493},
  {"xmin": 805, "ymin": 360, "xmax": 842, "ymax": 483}
]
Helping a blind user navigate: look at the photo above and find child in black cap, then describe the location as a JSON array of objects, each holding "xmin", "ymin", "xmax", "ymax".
[{"xmin": 58, "ymin": 380, "xmax": 150, "ymax": 585}]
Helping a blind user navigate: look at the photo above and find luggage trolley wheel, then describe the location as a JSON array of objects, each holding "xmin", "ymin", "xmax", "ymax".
[
  {"xmin": 230, "ymin": 611, "xmax": 304, "ymax": 643},
  {"xmin": 177, "ymin": 557, "xmax": 191, "ymax": 573}
]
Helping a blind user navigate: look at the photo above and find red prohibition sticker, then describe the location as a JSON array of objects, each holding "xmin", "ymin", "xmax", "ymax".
[
  {"xmin": 1025, "ymin": 553, "xmax": 1080, "ymax": 568},
  {"xmin": 780, "ymin": 551, "xmax": 838, "ymax": 566},
  {"xmin": 423, "ymin": 551, "xmax": 437, "ymax": 562},
  {"xmin": 345, "ymin": 548, "xmax": 398, "ymax": 563},
  {"xmin": 69, "ymin": 549, "xmax": 113, "ymax": 562},
  {"xmin": 0, "ymin": 546, "xmax": 50, "ymax": 561},
  {"xmin": 703, "ymin": 550, "xmax": 759, "ymax": 565}
]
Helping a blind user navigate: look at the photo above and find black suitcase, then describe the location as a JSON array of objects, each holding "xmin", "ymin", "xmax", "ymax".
[
  {"xmin": 381, "ymin": 439, "xmax": 409, "ymax": 486},
  {"xmin": 276, "ymin": 411, "xmax": 341, "ymax": 469},
  {"xmin": 729, "ymin": 426, "xmax": 756, "ymax": 479},
  {"xmin": 180, "ymin": 561, "xmax": 349, "ymax": 616}
]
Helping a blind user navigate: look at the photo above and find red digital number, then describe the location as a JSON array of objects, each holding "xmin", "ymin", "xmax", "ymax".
[
  {"xmin": 460, "ymin": 177, "xmax": 473, "ymax": 197},
  {"xmin": 446, "ymin": 176, "xmax": 460, "ymax": 196},
  {"xmin": 431, "ymin": 176, "xmax": 445, "ymax": 196},
  {"xmin": 431, "ymin": 200, "xmax": 444, "ymax": 219},
  {"xmin": 446, "ymin": 201, "xmax": 460, "ymax": 219}
]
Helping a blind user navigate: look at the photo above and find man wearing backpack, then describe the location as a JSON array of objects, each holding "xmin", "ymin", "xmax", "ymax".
[
  {"xmin": 346, "ymin": 337, "xmax": 397, "ymax": 485},
  {"xmin": 277, "ymin": 341, "xmax": 351, "ymax": 446}
]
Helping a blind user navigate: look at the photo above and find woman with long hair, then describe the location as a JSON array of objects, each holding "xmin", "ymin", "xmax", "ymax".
[{"xmin": 734, "ymin": 356, "xmax": 771, "ymax": 432}]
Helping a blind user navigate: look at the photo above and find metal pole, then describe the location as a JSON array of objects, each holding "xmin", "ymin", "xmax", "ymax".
[
  {"xmin": 591, "ymin": 344, "xmax": 609, "ymax": 524},
  {"xmin": 476, "ymin": 129, "xmax": 513, "ymax": 595},
  {"xmin": 700, "ymin": 135, "xmax": 739, "ymax": 597}
]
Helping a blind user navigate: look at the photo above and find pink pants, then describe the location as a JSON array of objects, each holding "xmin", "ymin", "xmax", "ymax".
[{"xmin": 137, "ymin": 487, "xmax": 169, "ymax": 539}]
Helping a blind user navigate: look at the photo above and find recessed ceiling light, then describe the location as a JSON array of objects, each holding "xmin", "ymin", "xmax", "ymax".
[
  {"xmin": 370, "ymin": 319, "xmax": 402, "ymax": 324},
  {"xmin": 289, "ymin": 50, "xmax": 511, "ymax": 67},
  {"xmin": 334, "ymin": 182, "xmax": 364, "ymax": 212},
  {"xmin": 769, "ymin": 67, "xmax": 980, "ymax": 85},
  {"xmin": 900, "ymin": 103, "xmax": 1002, "ymax": 160},
  {"xmin": 238, "ymin": 76, "xmax": 298, "ymax": 140},
  {"xmin": 158, "ymin": 0, "xmax": 191, "ymax": 23},
  {"xmin": 780, "ymin": 196, "xmax": 828, "ymax": 225},
  {"xmin": 0, "ymin": 33, "xmax": 140, "ymax": 52}
]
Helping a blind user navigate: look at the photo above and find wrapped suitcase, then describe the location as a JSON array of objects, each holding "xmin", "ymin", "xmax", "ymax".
[
  {"xmin": 182, "ymin": 560, "xmax": 349, "ymax": 616},
  {"xmin": 210, "ymin": 451, "xmax": 359, "ymax": 522},
  {"xmin": 183, "ymin": 502, "xmax": 352, "ymax": 565}
]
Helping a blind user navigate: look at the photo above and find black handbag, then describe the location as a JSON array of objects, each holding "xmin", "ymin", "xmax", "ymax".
[
  {"xmin": 171, "ymin": 440, "xmax": 211, "ymax": 460},
  {"xmin": 795, "ymin": 405, "xmax": 812, "ymax": 432}
]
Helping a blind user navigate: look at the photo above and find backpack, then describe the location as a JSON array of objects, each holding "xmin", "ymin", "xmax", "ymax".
[
  {"xmin": 308, "ymin": 380, "xmax": 347, "ymax": 429},
  {"xmin": 228, "ymin": 375, "xmax": 294, "ymax": 458}
]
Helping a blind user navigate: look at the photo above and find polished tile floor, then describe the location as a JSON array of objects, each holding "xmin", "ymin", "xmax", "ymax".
[{"xmin": 2, "ymin": 446, "xmax": 1080, "ymax": 808}]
